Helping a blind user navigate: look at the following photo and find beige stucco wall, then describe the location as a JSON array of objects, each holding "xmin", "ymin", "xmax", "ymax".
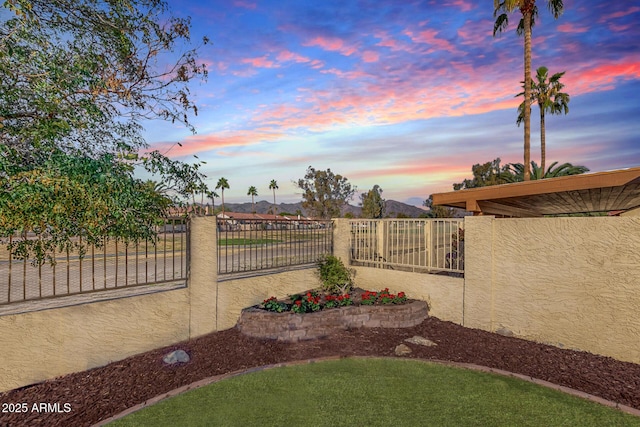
[
  {"xmin": 352, "ymin": 267, "xmax": 463, "ymax": 324},
  {"xmin": 0, "ymin": 287, "xmax": 190, "ymax": 392},
  {"xmin": 3, "ymin": 214, "xmax": 639, "ymax": 392},
  {"xmin": 332, "ymin": 218, "xmax": 464, "ymax": 324},
  {"xmin": 622, "ymin": 207, "xmax": 640, "ymax": 217},
  {"xmin": 465, "ymin": 216, "xmax": 640, "ymax": 364},
  {"xmin": 0, "ymin": 216, "xmax": 222, "ymax": 393},
  {"xmin": 216, "ymin": 268, "xmax": 322, "ymax": 330}
]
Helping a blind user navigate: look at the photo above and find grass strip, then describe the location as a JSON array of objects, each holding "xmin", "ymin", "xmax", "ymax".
[{"xmin": 109, "ymin": 358, "xmax": 640, "ymax": 427}]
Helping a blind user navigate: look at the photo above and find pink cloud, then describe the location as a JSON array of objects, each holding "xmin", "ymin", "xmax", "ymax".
[
  {"xmin": 362, "ymin": 50, "xmax": 380, "ymax": 63},
  {"xmin": 443, "ymin": 0, "xmax": 475, "ymax": 12},
  {"xmin": 276, "ymin": 50, "xmax": 311, "ymax": 63},
  {"xmin": 457, "ymin": 19, "xmax": 495, "ymax": 45},
  {"xmin": 241, "ymin": 56, "xmax": 278, "ymax": 68},
  {"xmin": 150, "ymin": 130, "xmax": 284, "ymax": 157},
  {"xmin": 374, "ymin": 31, "xmax": 411, "ymax": 52},
  {"xmin": 557, "ymin": 23, "xmax": 588, "ymax": 33},
  {"xmin": 233, "ymin": 0, "xmax": 257, "ymax": 10},
  {"xmin": 404, "ymin": 28, "xmax": 456, "ymax": 52},
  {"xmin": 608, "ymin": 23, "xmax": 633, "ymax": 32},
  {"xmin": 304, "ymin": 36, "xmax": 358, "ymax": 56},
  {"xmin": 567, "ymin": 59, "xmax": 640, "ymax": 94},
  {"xmin": 598, "ymin": 6, "xmax": 640, "ymax": 22}
]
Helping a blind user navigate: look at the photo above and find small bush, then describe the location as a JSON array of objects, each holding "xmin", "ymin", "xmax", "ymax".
[{"xmin": 317, "ymin": 255, "xmax": 354, "ymax": 295}]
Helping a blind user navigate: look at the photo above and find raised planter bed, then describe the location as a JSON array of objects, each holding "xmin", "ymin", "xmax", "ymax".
[{"xmin": 237, "ymin": 299, "xmax": 429, "ymax": 342}]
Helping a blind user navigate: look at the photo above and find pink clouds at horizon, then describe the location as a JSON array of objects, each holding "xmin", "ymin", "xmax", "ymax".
[{"xmin": 150, "ymin": 52, "xmax": 639, "ymax": 157}]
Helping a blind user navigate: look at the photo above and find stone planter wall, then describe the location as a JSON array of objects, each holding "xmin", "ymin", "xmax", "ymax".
[{"xmin": 237, "ymin": 300, "xmax": 429, "ymax": 342}]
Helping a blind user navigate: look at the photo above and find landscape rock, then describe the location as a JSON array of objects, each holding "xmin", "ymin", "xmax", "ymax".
[
  {"xmin": 496, "ymin": 327, "xmax": 514, "ymax": 337},
  {"xmin": 404, "ymin": 336, "xmax": 437, "ymax": 347},
  {"xmin": 162, "ymin": 349, "xmax": 190, "ymax": 365},
  {"xmin": 394, "ymin": 344, "xmax": 412, "ymax": 356}
]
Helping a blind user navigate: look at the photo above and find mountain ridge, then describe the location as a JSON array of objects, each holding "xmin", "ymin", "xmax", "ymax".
[{"xmin": 218, "ymin": 199, "xmax": 428, "ymax": 218}]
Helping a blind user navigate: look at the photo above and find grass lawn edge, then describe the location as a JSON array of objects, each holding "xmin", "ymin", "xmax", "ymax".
[{"xmin": 95, "ymin": 355, "xmax": 640, "ymax": 426}]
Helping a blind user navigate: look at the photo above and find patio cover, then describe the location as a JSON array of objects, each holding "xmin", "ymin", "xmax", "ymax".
[{"xmin": 431, "ymin": 167, "xmax": 640, "ymax": 217}]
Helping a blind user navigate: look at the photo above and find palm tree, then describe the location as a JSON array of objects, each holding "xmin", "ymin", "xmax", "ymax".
[
  {"xmin": 268, "ymin": 179, "xmax": 278, "ymax": 215},
  {"xmin": 517, "ymin": 66, "xmax": 570, "ymax": 175},
  {"xmin": 494, "ymin": 0, "xmax": 565, "ymax": 181},
  {"xmin": 216, "ymin": 177, "xmax": 229, "ymax": 215},
  {"xmin": 247, "ymin": 186, "xmax": 258, "ymax": 213},
  {"xmin": 504, "ymin": 161, "xmax": 588, "ymax": 181},
  {"xmin": 207, "ymin": 190, "xmax": 219, "ymax": 215}
]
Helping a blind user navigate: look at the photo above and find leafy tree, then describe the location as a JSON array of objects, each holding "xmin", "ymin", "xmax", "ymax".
[
  {"xmin": 0, "ymin": 0, "xmax": 210, "ymax": 263},
  {"xmin": 359, "ymin": 185, "xmax": 386, "ymax": 219},
  {"xmin": 247, "ymin": 186, "xmax": 258, "ymax": 213},
  {"xmin": 493, "ymin": 0, "xmax": 565, "ymax": 181},
  {"xmin": 517, "ymin": 66, "xmax": 570, "ymax": 175},
  {"xmin": 453, "ymin": 158, "xmax": 514, "ymax": 190},
  {"xmin": 296, "ymin": 166, "xmax": 356, "ymax": 219},
  {"xmin": 216, "ymin": 177, "xmax": 229, "ymax": 214},
  {"xmin": 269, "ymin": 179, "xmax": 278, "ymax": 215},
  {"xmin": 423, "ymin": 195, "xmax": 456, "ymax": 218}
]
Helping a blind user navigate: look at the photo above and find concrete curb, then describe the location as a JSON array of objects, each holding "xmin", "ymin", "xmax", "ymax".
[{"xmin": 94, "ymin": 356, "xmax": 640, "ymax": 425}]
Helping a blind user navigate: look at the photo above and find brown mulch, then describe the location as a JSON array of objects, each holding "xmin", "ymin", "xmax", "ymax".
[{"xmin": 1, "ymin": 316, "xmax": 639, "ymax": 426}]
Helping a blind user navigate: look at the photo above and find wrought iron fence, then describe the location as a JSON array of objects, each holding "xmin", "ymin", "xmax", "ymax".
[
  {"xmin": 349, "ymin": 218, "xmax": 464, "ymax": 275},
  {"xmin": 0, "ymin": 217, "xmax": 189, "ymax": 306},
  {"xmin": 217, "ymin": 218, "xmax": 333, "ymax": 275}
]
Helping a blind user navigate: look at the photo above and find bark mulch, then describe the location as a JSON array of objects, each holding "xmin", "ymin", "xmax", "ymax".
[{"xmin": 1, "ymin": 316, "xmax": 639, "ymax": 426}]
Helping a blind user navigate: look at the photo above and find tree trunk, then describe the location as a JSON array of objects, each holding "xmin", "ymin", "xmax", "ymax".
[
  {"xmin": 523, "ymin": 10, "xmax": 532, "ymax": 181},
  {"xmin": 540, "ymin": 107, "xmax": 546, "ymax": 177},
  {"xmin": 272, "ymin": 191, "xmax": 277, "ymax": 215}
]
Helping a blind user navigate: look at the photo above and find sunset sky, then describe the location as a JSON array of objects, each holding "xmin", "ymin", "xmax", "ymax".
[{"xmin": 144, "ymin": 0, "xmax": 640, "ymax": 207}]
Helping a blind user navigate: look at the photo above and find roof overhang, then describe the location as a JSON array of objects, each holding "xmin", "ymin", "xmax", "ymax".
[{"xmin": 432, "ymin": 167, "xmax": 640, "ymax": 217}]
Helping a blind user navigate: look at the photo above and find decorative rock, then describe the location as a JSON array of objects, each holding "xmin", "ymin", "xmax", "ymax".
[
  {"xmin": 404, "ymin": 336, "xmax": 437, "ymax": 347},
  {"xmin": 163, "ymin": 349, "xmax": 190, "ymax": 365},
  {"xmin": 496, "ymin": 327, "xmax": 514, "ymax": 337},
  {"xmin": 395, "ymin": 344, "xmax": 412, "ymax": 356}
]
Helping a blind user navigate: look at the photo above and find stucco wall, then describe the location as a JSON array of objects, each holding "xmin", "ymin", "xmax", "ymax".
[
  {"xmin": 332, "ymin": 218, "xmax": 463, "ymax": 324},
  {"xmin": 0, "ymin": 217, "xmax": 221, "ymax": 393},
  {"xmin": 0, "ymin": 286, "xmax": 190, "ymax": 392},
  {"xmin": 466, "ymin": 216, "xmax": 640, "ymax": 364},
  {"xmin": 352, "ymin": 267, "xmax": 463, "ymax": 324},
  {"xmin": 3, "ymin": 215, "xmax": 639, "ymax": 393},
  {"xmin": 216, "ymin": 268, "xmax": 321, "ymax": 330}
]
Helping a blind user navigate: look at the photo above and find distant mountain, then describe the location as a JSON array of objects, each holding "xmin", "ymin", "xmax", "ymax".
[
  {"xmin": 382, "ymin": 200, "xmax": 428, "ymax": 218},
  {"xmin": 221, "ymin": 199, "xmax": 428, "ymax": 218}
]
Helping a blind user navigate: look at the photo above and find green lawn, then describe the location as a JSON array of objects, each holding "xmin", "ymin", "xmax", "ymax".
[
  {"xmin": 218, "ymin": 238, "xmax": 281, "ymax": 246},
  {"xmin": 108, "ymin": 358, "xmax": 640, "ymax": 427}
]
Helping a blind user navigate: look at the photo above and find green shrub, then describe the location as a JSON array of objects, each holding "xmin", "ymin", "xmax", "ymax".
[{"xmin": 317, "ymin": 255, "xmax": 354, "ymax": 295}]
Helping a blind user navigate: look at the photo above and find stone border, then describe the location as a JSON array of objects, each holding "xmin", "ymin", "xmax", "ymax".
[
  {"xmin": 95, "ymin": 356, "xmax": 640, "ymax": 426},
  {"xmin": 236, "ymin": 300, "xmax": 429, "ymax": 342}
]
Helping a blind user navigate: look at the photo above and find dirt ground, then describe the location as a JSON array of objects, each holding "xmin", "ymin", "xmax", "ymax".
[{"xmin": 1, "ymin": 316, "xmax": 639, "ymax": 426}]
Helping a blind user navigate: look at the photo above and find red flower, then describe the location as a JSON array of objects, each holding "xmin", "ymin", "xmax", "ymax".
[
  {"xmin": 295, "ymin": 300, "xmax": 302, "ymax": 306},
  {"xmin": 398, "ymin": 292, "xmax": 405, "ymax": 298}
]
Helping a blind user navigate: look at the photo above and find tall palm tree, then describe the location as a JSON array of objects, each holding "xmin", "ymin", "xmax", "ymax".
[
  {"xmin": 517, "ymin": 66, "xmax": 570, "ymax": 175},
  {"xmin": 216, "ymin": 177, "xmax": 229, "ymax": 215},
  {"xmin": 268, "ymin": 179, "xmax": 278, "ymax": 215},
  {"xmin": 494, "ymin": 0, "xmax": 565, "ymax": 181},
  {"xmin": 247, "ymin": 186, "xmax": 258, "ymax": 213},
  {"xmin": 207, "ymin": 190, "xmax": 219, "ymax": 215}
]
